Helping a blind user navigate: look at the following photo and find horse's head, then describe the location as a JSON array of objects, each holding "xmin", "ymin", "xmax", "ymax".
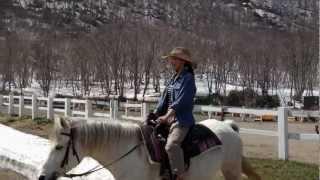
[{"xmin": 39, "ymin": 117, "xmax": 81, "ymax": 180}]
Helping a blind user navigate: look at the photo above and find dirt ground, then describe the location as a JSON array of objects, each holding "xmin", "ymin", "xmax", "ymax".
[{"xmin": 235, "ymin": 120, "xmax": 319, "ymax": 165}]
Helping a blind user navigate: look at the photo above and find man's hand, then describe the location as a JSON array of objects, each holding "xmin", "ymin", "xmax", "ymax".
[
  {"xmin": 158, "ymin": 115, "xmax": 169, "ymax": 125},
  {"xmin": 147, "ymin": 112, "xmax": 158, "ymax": 121},
  {"xmin": 158, "ymin": 108, "xmax": 176, "ymax": 125},
  {"xmin": 145, "ymin": 112, "xmax": 159, "ymax": 126}
]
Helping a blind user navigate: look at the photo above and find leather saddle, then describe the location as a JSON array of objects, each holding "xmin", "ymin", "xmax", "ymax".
[{"xmin": 140, "ymin": 115, "xmax": 222, "ymax": 179}]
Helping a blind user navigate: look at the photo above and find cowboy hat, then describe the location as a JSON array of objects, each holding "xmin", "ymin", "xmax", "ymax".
[{"xmin": 161, "ymin": 47, "xmax": 193, "ymax": 64}]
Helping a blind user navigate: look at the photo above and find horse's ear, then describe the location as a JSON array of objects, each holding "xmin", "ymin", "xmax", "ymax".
[{"xmin": 54, "ymin": 116, "xmax": 70, "ymax": 129}]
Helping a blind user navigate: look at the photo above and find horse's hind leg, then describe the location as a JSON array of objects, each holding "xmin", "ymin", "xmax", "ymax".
[
  {"xmin": 242, "ymin": 156, "xmax": 261, "ymax": 180},
  {"xmin": 222, "ymin": 161, "xmax": 242, "ymax": 180}
]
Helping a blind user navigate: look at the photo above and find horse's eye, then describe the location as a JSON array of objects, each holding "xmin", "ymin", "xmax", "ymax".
[{"xmin": 55, "ymin": 145, "xmax": 64, "ymax": 150}]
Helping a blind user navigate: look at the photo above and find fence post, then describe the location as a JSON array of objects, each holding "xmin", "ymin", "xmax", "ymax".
[
  {"xmin": 278, "ymin": 107, "xmax": 289, "ymax": 160},
  {"xmin": 109, "ymin": 98, "xmax": 114, "ymax": 120},
  {"xmin": 220, "ymin": 106, "xmax": 225, "ymax": 121},
  {"xmin": 85, "ymin": 99, "xmax": 92, "ymax": 118},
  {"xmin": 125, "ymin": 100, "xmax": 128, "ymax": 117},
  {"xmin": 241, "ymin": 106, "xmax": 246, "ymax": 121},
  {"xmin": 142, "ymin": 102, "xmax": 150, "ymax": 121},
  {"xmin": 113, "ymin": 98, "xmax": 119, "ymax": 120},
  {"xmin": 47, "ymin": 97, "xmax": 54, "ymax": 120},
  {"xmin": 8, "ymin": 93, "xmax": 13, "ymax": 116},
  {"xmin": 65, "ymin": 98, "xmax": 71, "ymax": 117},
  {"xmin": 0, "ymin": 94, "xmax": 3, "ymax": 106},
  {"xmin": 19, "ymin": 95, "xmax": 24, "ymax": 117},
  {"xmin": 32, "ymin": 95, "xmax": 38, "ymax": 120}
]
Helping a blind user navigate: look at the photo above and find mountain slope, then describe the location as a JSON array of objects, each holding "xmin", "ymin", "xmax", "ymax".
[{"xmin": 0, "ymin": 0, "xmax": 318, "ymax": 33}]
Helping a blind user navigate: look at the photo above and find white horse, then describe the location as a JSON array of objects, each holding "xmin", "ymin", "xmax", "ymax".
[{"xmin": 39, "ymin": 117, "xmax": 261, "ymax": 180}]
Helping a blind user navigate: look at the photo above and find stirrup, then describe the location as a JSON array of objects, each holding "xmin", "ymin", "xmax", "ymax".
[
  {"xmin": 161, "ymin": 169, "xmax": 171, "ymax": 180},
  {"xmin": 172, "ymin": 174, "xmax": 178, "ymax": 180}
]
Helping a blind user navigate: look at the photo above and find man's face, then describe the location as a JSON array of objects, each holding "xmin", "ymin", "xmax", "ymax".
[{"xmin": 168, "ymin": 56, "xmax": 184, "ymax": 72}]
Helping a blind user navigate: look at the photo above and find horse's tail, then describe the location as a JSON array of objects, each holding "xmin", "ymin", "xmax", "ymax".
[
  {"xmin": 223, "ymin": 120, "xmax": 261, "ymax": 180},
  {"xmin": 224, "ymin": 120, "xmax": 239, "ymax": 133}
]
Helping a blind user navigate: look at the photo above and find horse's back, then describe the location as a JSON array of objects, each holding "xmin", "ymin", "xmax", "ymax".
[
  {"xmin": 199, "ymin": 119, "xmax": 241, "ymax": 146},
  {"xmin": 200, "ymin": 119, "xmax": 243, "ymax": 177},
  {"xmin": 184, "ymin": 119, "xmax": 236, "ymax": 179},
  {"xmin": 187, "ymin": 141, "xmax": 224, "ymax": 180}
]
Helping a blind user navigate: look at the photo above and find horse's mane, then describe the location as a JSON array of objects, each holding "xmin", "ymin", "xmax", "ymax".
[{"xmin": 54, "ymin": 118, "xmax": 141, "ymax": 151}]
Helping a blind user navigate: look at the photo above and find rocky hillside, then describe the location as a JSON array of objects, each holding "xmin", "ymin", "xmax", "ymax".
[{"xmin": 0, "ymin": 0, "xmax": 318, "ymax": 33}]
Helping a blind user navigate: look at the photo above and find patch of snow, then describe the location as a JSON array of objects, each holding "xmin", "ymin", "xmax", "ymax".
[
  {"xmin": 8, "ymin": 77, "xmax": 319, "ymax": 110},
  {"xmin": 0, "ymin": 124, "xmax": 114, "ymax": 180}
]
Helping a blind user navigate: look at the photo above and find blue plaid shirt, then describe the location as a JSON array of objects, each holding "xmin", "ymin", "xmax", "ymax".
[{"xmin": 155, "ymin": 69, "xmax": 196, "ymax": 127}]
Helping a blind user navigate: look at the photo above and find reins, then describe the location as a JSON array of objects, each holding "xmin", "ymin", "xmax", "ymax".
[{"xmin": 59, "ymin": 128, "xmax": 143, "ymax": 178}]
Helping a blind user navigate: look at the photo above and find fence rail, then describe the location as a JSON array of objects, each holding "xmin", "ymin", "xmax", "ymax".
[
  {"xmin": 0, "ymin": 94, "xmax": 319, "ymax": 161},
  {"xmin": 240, "ymin": 128, "xmax": 278, "ymax": 137}
]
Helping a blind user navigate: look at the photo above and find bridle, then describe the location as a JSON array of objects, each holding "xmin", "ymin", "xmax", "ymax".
[
  {"xmin": 58, "ymin": 128, "xmax": 142, "ymax": 178},
  {"xmin": 60, "ymin": 129, "xmax": 81, "ymax": 169}
]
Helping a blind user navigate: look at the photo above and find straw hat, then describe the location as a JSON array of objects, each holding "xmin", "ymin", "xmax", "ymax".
[{"xmin": 161, "ymin": 47, "xmax": 193, "ymax": 64}]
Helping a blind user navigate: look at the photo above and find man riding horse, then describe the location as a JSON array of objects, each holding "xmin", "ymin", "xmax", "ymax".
[
  {"xmin": 38, "ymin": 47, "xmax": 261, "ymax": 180},
  {"xmin": 151, "ymin": 47, "xmax": 196, "ymax": 180}
]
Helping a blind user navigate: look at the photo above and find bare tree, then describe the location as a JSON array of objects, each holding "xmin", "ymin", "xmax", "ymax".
[
  {"xmin": 14, "ymin": 33, "xmax": 32, "ymax": 95},
  {"xmin": 0, "ymin": 31, "xmax": 17, "ymax": 92},
  {"xmin": 104, "ymin": 22, "xmax": 126, "ymax": 96},
  {"xmin": 140, "ymin": 27, "xmax": 161, "ymax": 98},
  {"xmin": 32, "ymin": 33, "xmax": 59, "ymax": 97},
  {"xmin": 90, "ymin": 32, "xmax": 112, "ymax": 95},
  {"xmin": 126, "ymin": 27, "xmax": 141, "ymax": 100}
]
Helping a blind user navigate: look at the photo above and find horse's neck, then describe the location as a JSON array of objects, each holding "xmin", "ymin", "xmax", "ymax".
[
  {"xmin": 99, "ymin": 138, "xmax": 159, "ymax": 180},
  {"xmin": 77, "ymin": 123, "xmax": 135, "ymax": 157},
  {"xmin": 92, "ymin": 135, "xmax": 140, "ymax": 163},
  {"xmin": 76, "ymin": 122, "xmax": 159, "ymax": 180}
]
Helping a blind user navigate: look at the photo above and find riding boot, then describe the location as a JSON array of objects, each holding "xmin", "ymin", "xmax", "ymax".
[
  {"xmin": 172, "ymin": 174, "xmax": 185, "ymax": 180},
  {"xmin": 160, "ymin": 169, "xmax": 171, "ymax": 180},
  {"xmin": 172, "ymin": 174, "xmax": 178, "ymax": 180}
]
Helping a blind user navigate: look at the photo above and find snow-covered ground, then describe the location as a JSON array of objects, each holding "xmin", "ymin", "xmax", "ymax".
[{"xmin": 12, "ymin": 79, "xmax": 320, "ymax": 109}]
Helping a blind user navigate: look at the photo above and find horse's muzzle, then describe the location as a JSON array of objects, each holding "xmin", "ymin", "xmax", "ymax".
[{"xmin": 38, "ymin": 175, "xmax": 46, "ymax": 180}]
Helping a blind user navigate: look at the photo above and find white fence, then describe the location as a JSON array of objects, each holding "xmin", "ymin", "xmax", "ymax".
[
  {"xmin": 0, "ymin": 94, "xmax": 319, "ymax": 161},
  {"xmin": 1, "ymin": 94, "xmax": 114, "ymax": 119},
  {"xmin": 193, "ymin": 105, "xmax": 319, "ymax": 160}
]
